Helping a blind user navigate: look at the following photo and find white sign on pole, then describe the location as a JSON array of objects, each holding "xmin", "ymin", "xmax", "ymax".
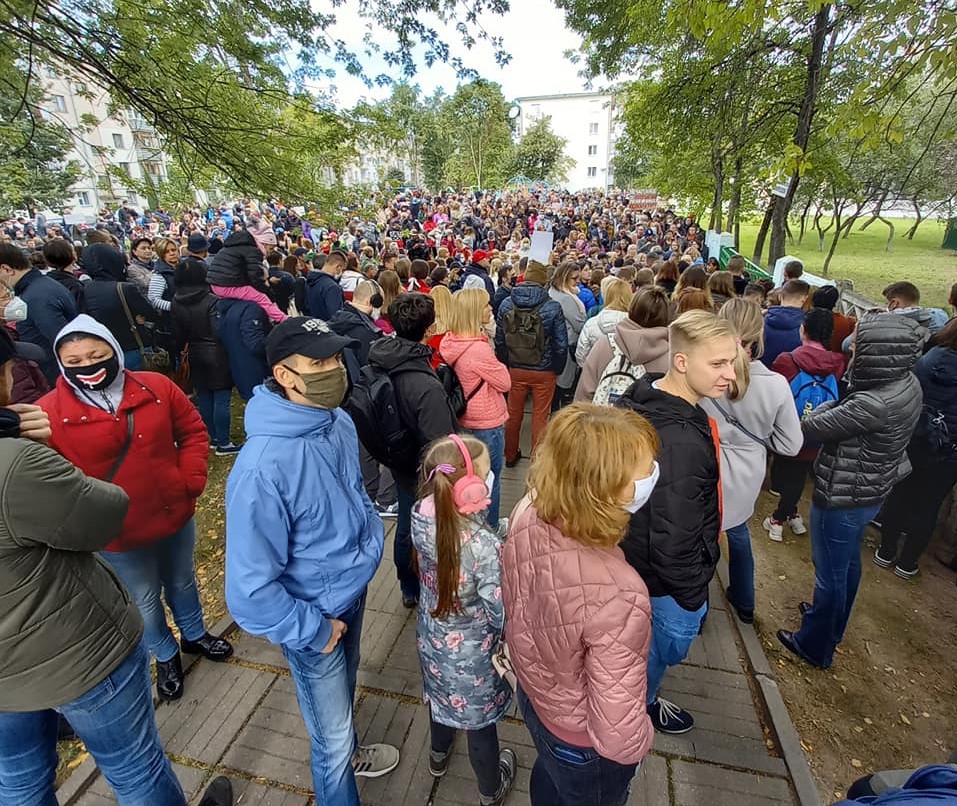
[{"xmin": 527, "ymin": 230, "xmax": 554, "ymax": 265}]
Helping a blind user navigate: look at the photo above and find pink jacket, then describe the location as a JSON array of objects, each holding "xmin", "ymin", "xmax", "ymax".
[
  {"xmin": 501, "ymin": 497, "xmax": 654, "ymax": 766},
  {"xmin": 439, "ymin": 334, "xmax": 510, "ymax": 430}
]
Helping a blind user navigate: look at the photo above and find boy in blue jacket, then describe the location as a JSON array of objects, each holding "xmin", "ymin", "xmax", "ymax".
[{"xmin": 225, "ymin": 317, "xmax": 399, "ymax": 804}]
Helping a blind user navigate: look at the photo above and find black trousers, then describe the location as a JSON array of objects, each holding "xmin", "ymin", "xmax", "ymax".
[
  {"xmin": 879, "ymin": 458, "xmax": 957, "ymax": 571},
  {"xmin": 771, "ymin": 455, "xmax": 814, "ymax": 522},
  {"xmin": 431, "ymin": 718, "xmax": 500, "ymax": 797}
]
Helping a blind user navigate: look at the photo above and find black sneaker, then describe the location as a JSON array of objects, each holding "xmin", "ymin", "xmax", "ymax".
[
  {"xmin": 873, "ymin": 548, "xmax": 895, "ymax": 569},
  {"xmin": 646, "ymin": 697, "xmax": 694, "ymax": 734},
  {"xmin": 894, "ymin": 565, "xmax": 919, "ymax": 580},
  {"xmin": 215, "ymin": 442, "xmax": 243, "ymax": 456},
  {"xmin": 798, "ymin": 601, "xmax": 812, "ymax": 616},
  {"xmin": 480, "ymin": 748, "xmax": 516, "ymax": 806},
  {"xmin": 429, "ymin": 749, "xmax": 451, "ymax": 778},
  {"xmin": 401, "ymin": 593, "xmax": 419, "ymax": 609},
  {"xmin": 725, "ymin": 586, "xmax": 753, "ymax": 625},
  {"xmin": 198, "ymin": 776, "xmax": 233, "ymax": 806}
]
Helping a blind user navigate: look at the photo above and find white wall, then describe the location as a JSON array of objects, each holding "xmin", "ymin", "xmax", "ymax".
[{"xmin": 516, "ymin": 93, "xmax": 617, "ymax": 191}]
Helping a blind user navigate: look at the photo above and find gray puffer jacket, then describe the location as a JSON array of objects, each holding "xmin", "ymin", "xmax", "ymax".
[{"xmin": 804, "ymin": 314, "xmax": 924, "ymax": 509}]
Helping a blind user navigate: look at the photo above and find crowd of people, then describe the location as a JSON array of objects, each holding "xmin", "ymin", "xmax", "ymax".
[{"xmin": 1, "ymin": 186, "xmax": 956, "ymax": 806}]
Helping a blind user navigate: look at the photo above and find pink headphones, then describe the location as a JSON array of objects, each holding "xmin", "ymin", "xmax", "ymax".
[{"xmin": 447, "ymin": 434, "xmax": 490, "ymax": 515}]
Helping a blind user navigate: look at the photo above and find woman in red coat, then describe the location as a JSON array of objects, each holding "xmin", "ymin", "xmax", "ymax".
[{"xmin": 40, "ymin": 315, "xmax": 232, "ymax": 702}]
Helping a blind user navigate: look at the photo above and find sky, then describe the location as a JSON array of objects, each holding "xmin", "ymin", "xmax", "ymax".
[{"xmin": 310, "ymin": 1, "xmax": 595, "ymax": 108}]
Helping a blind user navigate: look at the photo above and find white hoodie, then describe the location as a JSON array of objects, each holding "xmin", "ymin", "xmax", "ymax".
[{"xmin": 54, "ymin": 314, "xmax": 127, "ymax": 413}]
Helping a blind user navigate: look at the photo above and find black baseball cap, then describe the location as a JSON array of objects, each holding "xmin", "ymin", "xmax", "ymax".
[
  {"xmin": 0, "ymin": 327, "xmax": 45, "ymax": 365},
  {"xmin": 265, "ymin": 317, "xmax": 358, "ymax": 367}
]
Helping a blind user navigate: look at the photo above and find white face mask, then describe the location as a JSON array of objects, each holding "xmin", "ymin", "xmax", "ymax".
[
  {"xmin": 3, "ymin": 295, "xmax": 27, "ymax": 323},
  {"xmin": 485, "ymin": 469, "xmax": 495, "ymax": 493},
  {"xmin": 624, "ymin": 461, "xmax": 660, "ymax": 514},
  {"xmin": 371, "ymin": 308, "xmax": 381, "ymax": 321}
]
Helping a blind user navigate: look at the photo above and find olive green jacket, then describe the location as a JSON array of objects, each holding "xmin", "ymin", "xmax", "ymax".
[{"xmin": 0, "ymin": 438, "xmax": 142, "ymax": 711}]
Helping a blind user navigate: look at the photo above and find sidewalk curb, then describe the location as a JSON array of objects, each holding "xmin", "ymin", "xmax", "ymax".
[
  {"xmin": 57, "ymin": 614, "xmax": 237, "ymax": 805},
  {"xmin": 716, "ymin": 559, "xmax": 823, "ymax": 806}
]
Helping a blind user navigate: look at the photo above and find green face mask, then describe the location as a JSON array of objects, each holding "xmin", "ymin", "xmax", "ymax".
[{"xmin": 284, "ymin": 363, "xmax": 348, "ymax": 409}]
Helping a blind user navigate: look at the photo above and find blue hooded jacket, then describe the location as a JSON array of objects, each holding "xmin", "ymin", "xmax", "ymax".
[
  {"xmin": 761, "ymin": 305, "xmax": 806, "ymax": 368},
  {"xmin": 224, "ymin": 383, "xmax": 384, "ymax": 652}
]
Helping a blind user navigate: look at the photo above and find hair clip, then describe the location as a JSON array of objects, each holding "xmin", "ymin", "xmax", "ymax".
[{"xmin": 426, "ymin": 463, "xmax": 456, "ymax": 482}]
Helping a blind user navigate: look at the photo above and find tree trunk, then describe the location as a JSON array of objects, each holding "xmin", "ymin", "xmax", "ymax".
[
  {"xmin": 798, "ymin": 196, "xmax": 814, "ymax": 245},
  {"xmin": 768, "ymin": 3, "xmax": 833, "ymax": 264},
  {"xmin": 710, "ymin": 154, "xmax": 724, "ymax": 232},
  {"xmin": 859, "ymin": 190, "xmax": 889, "ymax": 231},
  {"xmin": 822, "ymin": 210, "xmax": 847, "ymax": 276},
  {"xmin": 753, "ymin": 198, "xmax": 775, "ymax": 265},
  {"xmin": 785, "ymin": 220, "xmax": 794, "ymax": 245},
  {"xmin": 905, "ymin": 200, "xmax": 923, "ymax": 239},
  {"xmin": 727, "ymin": 157, "xmax": 743, "ymax": 244},
  {"xmin": 877, "ymin": 215, "xmax": 896, "ymax": 250}
]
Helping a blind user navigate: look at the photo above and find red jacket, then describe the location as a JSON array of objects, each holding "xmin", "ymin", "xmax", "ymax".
[{"xmin": 40, "ymin": 371, "xmax": 209, "ymax": 551}]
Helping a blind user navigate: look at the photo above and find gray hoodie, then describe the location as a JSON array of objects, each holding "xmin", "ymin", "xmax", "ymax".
[
  {"xmin": 575, "ymin": 319, "xmax": 670, "ymax": 403},
  {"xmin": 54, "ymin": 314, "xmax": 127, "ymax": 413}
]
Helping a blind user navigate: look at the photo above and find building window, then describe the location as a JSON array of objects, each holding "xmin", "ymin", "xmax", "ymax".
[
  {"xmin": 587, "ymin": 145, "xmax": 598, "ymax": 156},
  {"xmin": 51, "ymin": 95, "xmax": 66, "ymax": 112},
  {"xmin": 589, "ymin": 122, "xmax": 599, "ymax": 136},
  {"xmin": 78, "ymin": 191, "xmax": 91, "ymax": 206},
  {"xmin": 587, "ymin": 166, "xmax": 597, "ymax": 178},
  {"xmin": 119, "ymin": 161, "xmax": 131, "ymax": 175},
  {"xmin": 112, "ymin": 133, "xmax": 124, "ymax": 149}
]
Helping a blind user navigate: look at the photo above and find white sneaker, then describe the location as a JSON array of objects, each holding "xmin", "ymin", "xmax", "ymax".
[
  {"xmin": 787, "ymin": 515, "xmax": 807, "ymax": 535},
  {"xmin": 494, "ymin": 517, "xmax": 509, "ymax": 539},
  {"xmin": 352, "ymin": 743, "xmax": 400, "ymax": 778},
  {"xmin": 763, "ymin": 517, "xmax": 784, "ymax": 542}
]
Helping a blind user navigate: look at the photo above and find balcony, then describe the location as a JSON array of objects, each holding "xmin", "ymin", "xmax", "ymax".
[{"xmin": 126, "ymin": 111, "xmax": 154, "ymax": 132}]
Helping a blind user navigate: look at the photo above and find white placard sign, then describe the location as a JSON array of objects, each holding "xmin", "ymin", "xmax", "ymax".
[{"xmin": 528, "ymin": 230, "xmax": 554, "ymax": 265}]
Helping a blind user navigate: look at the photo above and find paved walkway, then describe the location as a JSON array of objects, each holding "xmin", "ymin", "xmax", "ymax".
[{"xmin": 59, "ymin": 460, "xmax": 817, "ymax": 806}]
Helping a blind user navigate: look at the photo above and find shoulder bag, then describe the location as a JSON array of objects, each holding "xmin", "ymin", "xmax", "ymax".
[{"xmin": 116, "ymin": 284, "xmax": 170, "ymax": 372}]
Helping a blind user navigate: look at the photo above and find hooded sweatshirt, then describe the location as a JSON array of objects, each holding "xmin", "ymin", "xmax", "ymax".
[
  {"xmin": 53, "ymin": 314, "xmax": 127, "ymax": 414},
  {"xmin": 575, "ymin": 308, "xmax": 628, "ymax": 367},
  {"xmin": 761, "ymin": 305, "xmax": 806, "ymax": 368},
  {"xmin": 575, "ymin": 321, "xmax": 670, "ymax": 404},
  {"xmin": 225, "ymin": 383, "xmax": 384, "ymax": 652}
]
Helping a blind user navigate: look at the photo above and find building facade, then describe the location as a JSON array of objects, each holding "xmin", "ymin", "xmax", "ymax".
[
  {"xmin": 515, "ymin": 92, "xmax": 619, "ymax": 192},
  {"xmin": 40, "ymin": 69, "xmax": 170, "ymax": 215}
]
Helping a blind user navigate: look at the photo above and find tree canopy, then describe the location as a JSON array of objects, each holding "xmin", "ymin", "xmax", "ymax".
[{"xmin": 508, "ymin": 117, "xmax": 574, "ymax": 184}]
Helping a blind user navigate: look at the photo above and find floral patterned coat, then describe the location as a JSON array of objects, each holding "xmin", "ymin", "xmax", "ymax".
[{"xmin": 411, "ymin": 497, "xmax": 512, "ymax": 730}]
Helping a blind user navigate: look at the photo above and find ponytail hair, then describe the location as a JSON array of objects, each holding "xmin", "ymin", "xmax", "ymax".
[
  {"xmin": 419, "ymin": 434, "xmax": 489, "ymax": 620},
  {"xmin": 718, "ymin": 298, "xmax": 765, "ymax": 400}
]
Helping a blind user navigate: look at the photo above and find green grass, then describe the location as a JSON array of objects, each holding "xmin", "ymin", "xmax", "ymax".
[{"xmin": 735, "ymin": 216, "xmax": 957, "ymax": 310}]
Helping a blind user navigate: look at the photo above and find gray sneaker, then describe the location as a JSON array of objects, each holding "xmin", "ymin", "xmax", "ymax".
[
  {"xmin": 480, "ymin": 748, "xmax": 516, "ymax": 806},
  {"xmin": 352, "ymin": 743, "xmax": 400, "ymax": 778}
]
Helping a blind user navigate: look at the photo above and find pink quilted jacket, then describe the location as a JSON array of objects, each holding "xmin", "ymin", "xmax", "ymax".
[
  {"xmin": 502, "ymin": 497, "xmax": 654, "ymax": 765},
  {"xmin": 439, "ymin": 334, "xmax": 511, "ymax": 430}
]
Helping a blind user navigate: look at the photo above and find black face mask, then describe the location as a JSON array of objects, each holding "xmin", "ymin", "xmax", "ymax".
[{"xmin": 64, "ymin": 355, "xmax": 121, "ymax": 391}]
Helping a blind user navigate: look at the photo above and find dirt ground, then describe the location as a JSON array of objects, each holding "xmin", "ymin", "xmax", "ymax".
[{"xmin": 746, "ymin": 487, "xmax": 957, "ymax": 803}]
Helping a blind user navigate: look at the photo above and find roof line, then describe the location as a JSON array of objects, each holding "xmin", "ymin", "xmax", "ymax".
[{"xmin": 515, "ymin": 92, "xmax": 613, "ymax": 102}]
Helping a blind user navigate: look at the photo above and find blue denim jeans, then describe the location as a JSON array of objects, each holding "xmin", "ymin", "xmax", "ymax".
[
  {"xmin": 725, "ymin": 522, "xmax": 755, "ymax": 614},
  {"xmin": 518, "ymin": 688, "xmax": 638, "ymax": 806},
  {"xmin": 100, "ymin": 518, "xmax": 205, "ymax": 663},
  {"xmin": 0, "ymin": 642, "xmax": 186, "ymax": 806},
  {"xmin": 793, "ymin": 503, "xmax": 880, "ymax": 668},
  {"xmin": 395, "ymin": 482, "xmax": 420, "ymax": 599},
  {"xmin": 646, "ymin": 595, "xmax": 708, "ymax": 704},
  {"xmin": 196, "ymin": 388, "xmax": 232, "ymax": 446},
  {"xmin": 124, "ymin": 349, "xmax": 143, "ymax": 371},
  {"xmin": 282, "ymin": 592, "xmax": 366, "ymax": 806},
  {"xmin": 466, "ymin": 425, "xmax": 505, "ymax": 529}
]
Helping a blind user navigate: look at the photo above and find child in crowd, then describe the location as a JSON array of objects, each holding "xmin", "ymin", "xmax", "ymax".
[
  {"xmin": 412, "ymin": 434, "xmax": 515, "ymax": 806},
  {"xmin": 206, "ymin": 224, "xmax": 287, "ymax": 324}
]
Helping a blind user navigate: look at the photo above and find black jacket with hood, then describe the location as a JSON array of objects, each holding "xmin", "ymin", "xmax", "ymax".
[
  {"xmin": 804, "ymin": 313, "xmax": 924, "ymax": 509},
  {"xmin": 79, "ymin": 246, "xmax": 156, "ymax": 353},
  {"xmin": 617, "ymin": 374, "xmax": 721, "ymax": 611},
  {"xmin": 329, "ymin": 303, "xmax": 382, "ymax": 367},
  {"xmin": 171, "ymin": 286, "xmax": 233, "ymax": 391},
  {"xmin": 206, "ymin": 229, "xmax": 265, "ymax": 288},
  {"xmin": 366, "ymin": 335, "xmax": 456, "ymax": 485}
]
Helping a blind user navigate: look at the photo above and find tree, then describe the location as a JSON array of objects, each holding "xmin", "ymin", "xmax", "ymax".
[
  {"xmin": 0, "ymin": 0, "xmax": 514, "ymax": 199},
  {"xmin": 508, "ymin": 117, "xmax": 574, "ymax": 184},
  {"xmin": 0, "ymin": 67, "xmax": 81, "ymax": 217},
  {"xmin": 441, "ymin": 80, "xmax": 513, "ymax": 189},
  {"xmin": 353, "ymin": 83, "xmax": 430, "ymax": 186}
]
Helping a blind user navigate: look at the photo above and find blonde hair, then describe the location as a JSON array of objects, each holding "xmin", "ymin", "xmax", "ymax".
[
  {"xmin": 419, "ymin": 435, "xmax": 489, "ymax": 619},
  {"xmin": 430, "ymin": 285, "xmax": 454, "ymax": 334},
  {"xmin": 450, "ymin": 288, "xmax": 489, "ymax": 337},
  {"xmin": 153, "ymin": 236, "xmax": 177, "ymax": 263},
  {"xmin": 528, "ymin": 404, "xmax": 660, "ymax": 548},
  {"xmin": 669, "ymin": 309, "xmax": 737, "ymax": 362},
  {"xmin": 718, "ymin": 297, "xmax": 765, "ymax": 400},
  {"xmin": 603, "ymin": 278, "xmax": 633, "ymax": 313}
]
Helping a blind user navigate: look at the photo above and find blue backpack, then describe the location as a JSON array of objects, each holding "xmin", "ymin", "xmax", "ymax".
[{"xmin": 790, "ymin": 368, "xmax": 839, "ymax": 422}]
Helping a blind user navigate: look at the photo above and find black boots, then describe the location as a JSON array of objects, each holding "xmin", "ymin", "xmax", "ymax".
[
  {"xmin": 156, "ymin": 652, "xmax": 184, "ymax": 701},
  {"xmin": 198, "ymin": 776, "xmax": 233, "ymax": 806},
  {"xmin": 181, "ymin": 632, "xmax": 234, "ymax": 661}
]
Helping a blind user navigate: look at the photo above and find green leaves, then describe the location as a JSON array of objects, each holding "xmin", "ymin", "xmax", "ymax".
[{"xmin": 508, "ymin": 117, "xmax": 574, "ymax": 184}]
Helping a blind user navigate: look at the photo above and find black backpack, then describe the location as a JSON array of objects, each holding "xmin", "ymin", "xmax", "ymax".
[
  {"xmin": 435, "ymin": 362, "xmax": 486, "ymax": 419},
  {"xmin": 503, "ymin": 302, "xmax": 546, "ymax": 366},
  {"xmin": 342, "ymin": 364, "xmax": 419, "ymax": 471}
]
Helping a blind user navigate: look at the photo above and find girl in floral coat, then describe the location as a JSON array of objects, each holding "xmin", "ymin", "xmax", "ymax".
[{"xmin": 411, "ymin": 434, "xmax": 515, "ymax": 806}]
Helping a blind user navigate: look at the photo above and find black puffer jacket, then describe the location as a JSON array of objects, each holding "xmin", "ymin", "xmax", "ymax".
[
  {"xmin": 206, "ymin": 230, "xmax": 265, "ymax": 288},
  {"xmin": 804, "ymin": 314, "xmax": 924, "ymax": 509},
  {"xmin": 911, "ymin": 345, "xmax": 957, "ymax": 464},
  {"xmin": 617, "ymin": 375, "xmax": 721, "ymax": 611},
  {"xmin": 171, "ymin": 286, "xmax": 233, "ymax": 391}
]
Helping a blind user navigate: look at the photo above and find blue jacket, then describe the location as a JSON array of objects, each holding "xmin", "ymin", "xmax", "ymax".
[
  {"xmin": 831, "ymin": 764, "xmax": 957, "ymax": 804},
  {"xmin": 495, "ymin": 282, "xmax": 568, "ymax": 374},
  {"xmin": 458, "ymin": 263, "xmax": 495, "ymax": 299},
  {"xmin": 213, "ymin": 299, "xmax": 268, "ymax": 400},
  {"xmin": 304, "ymin": 271, "xmax": 344, "ymax": 321},
  {"xmin": 14, "ymin": 269, "xmax": 78, "ymax": 384},
  {"xmin": 911, "ymin": 345, "xmax": 957, "ymax": 463},
  {"xmin": 225, "ymin": 384, "xmax": 384, "ymax": 652},
  {"xmin": 761, "ymin": 306, "xmax": 806, "ymax": 368},
  {"xmin": 577, "ymin": 284, "xmax": 597, "ymax": 312}
]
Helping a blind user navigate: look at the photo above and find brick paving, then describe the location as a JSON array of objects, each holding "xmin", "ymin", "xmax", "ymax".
[{"xmin": 59, "ymin": 460, "xmax": 809, "ymax": 806}]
